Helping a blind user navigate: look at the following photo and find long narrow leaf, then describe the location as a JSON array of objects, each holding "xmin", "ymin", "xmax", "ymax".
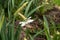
[
  {"xmin": 1, "ymin": 16, "xmax": 7, "ymax": 40},
  {"xmin": 24, "ymin": 0, "xmax": 33, "ymax": 16},
  {"xmin": 0, "ymin": 16, "xmax": 5, "ymax": 32},
  {"xmin": 27, "ymin": 4, "xmax": 45, "ymax": 17},
  {"xmin": 12, "ymin": 0, "xmax": 14, "ymax": 7},
  {"xmin": 43, "ymin": 15, "xmax": 51, "ymax": 40}
]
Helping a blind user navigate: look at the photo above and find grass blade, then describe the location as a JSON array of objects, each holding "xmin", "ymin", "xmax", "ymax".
[
  {"xmin": 43, "ymin": 15, "xmax": 51, "ymax": 40},
  {"xmin": 11, "ymin": 0, "xmax": 14, "ymax": 7},
  {"xmin": 27, "ymin": 4, "xmax": 45, "ymax": 17},
  {"xmin": 24, "ymin": 0, "xmax": 33, "ymax": 16},
  {"xmin": 14, "ymin": 25, "xmax": 21, "ymax": 40},
  {"xmin": 19, "ymin": 0, "xmax": 25, "ymax": 7},
  {"xmin": 33, "ymin": 30, "xmax": 44, "ymax": 38},
  {"xmin": 0, "ymin": 16, "xmax": 7, "ymax": 40},
  {"xmin": 0, "ymin": 16, "xmax": 5, "ymax": 32},
  {"xmin": 14, "ymin": 2, "xmax": 28, "ymax": 16},
  {"xmin": 29, "ymin": 34, "xmax": 34, "ymax": 40}
]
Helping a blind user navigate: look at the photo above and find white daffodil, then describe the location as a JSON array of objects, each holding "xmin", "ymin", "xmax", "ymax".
[{"xmin": 19, "ymin": 17, "xmax": 34, "ymax": 27}]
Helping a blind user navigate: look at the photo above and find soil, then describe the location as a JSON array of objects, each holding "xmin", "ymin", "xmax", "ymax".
[{"xmin": 45, "ymin": 7, "xmax": 60, "ymax": 24}]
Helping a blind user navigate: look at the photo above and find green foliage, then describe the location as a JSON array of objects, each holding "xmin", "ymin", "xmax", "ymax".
[
  {"xmin": 54, "ymin": 0, "xmax": 60, "ymax": 6},
  {"xmin": 43, "ymin": 15, "xmax": 51, "ymax": 40},
  {"xmin": 0, "ymin": 0, "xmax": 60, "ymax": 40},
  {"xmin": 0, "ymin": 16, "xmax": 5, "ymax": 32}
]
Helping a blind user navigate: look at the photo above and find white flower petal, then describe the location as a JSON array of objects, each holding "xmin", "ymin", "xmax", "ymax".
[
  {"xmin": 19, "ymin": 17, "xmax": 34, "ymax": 27},
  {"xmin": 19, "ymin": 22, "xmax": 25, "ymax": 24},
  {"xmin": 28, "ymin": 17, "xmax": 31, "ymax": 19},
  {"xmin": 27, "ymin": 20, "xmax": 34, "ymax": 23},
  {"xmin": 21, "ymin": 22, "xmax": 26, "ymax": 27}
]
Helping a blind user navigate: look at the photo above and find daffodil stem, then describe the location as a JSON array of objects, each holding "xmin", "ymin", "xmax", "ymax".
[
  {"xmin": 14, "ymin": 2, "xmax": 28, "ymax": 20},
  {"xmin": 14, "ymin": 2, "xmax": 28, "ymax": 15},
  {"xmin": 18, "ymin": 13, "xmax": 27, "ymax": 20}
]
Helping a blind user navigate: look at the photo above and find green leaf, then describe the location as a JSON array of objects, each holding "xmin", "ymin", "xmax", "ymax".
[
  {"xmin": 24, "ymin": 0, "xmax": 33, "ymax": 16},
  {"xmin": 12, "ymin": 0, "xmax": 14, "ymax": 7},
  {"xmin": 14, "ymin": 25, "xmax": 21, "ymax": 40},
  {"xmin": 27, "ymin": 4, "xmax": 45, "ymax": 17},
  {"xmin": 0, "ymin": 16, "xmax": 5, "ymax": 32},
  {"xmin": 19, "ymin": 0, "xmax": 25, "ymax": 7},
  {"xmin": 0, "ymin": 16, "xmax": 7, "ymax": 40},
  {"xmin": 29, "ymin": 34, "xmax": 34, "ymax": 40},
  {"xmin": 33, "ymin": 30, "xmax": 44, "ymax": 38},
  {"xmin": 54, "ymin": 0, "xmax": 60, "ymax": 6},
  {"xmin": 43, "ymin": 15, "xmax": 51, "ymax": 40}
]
